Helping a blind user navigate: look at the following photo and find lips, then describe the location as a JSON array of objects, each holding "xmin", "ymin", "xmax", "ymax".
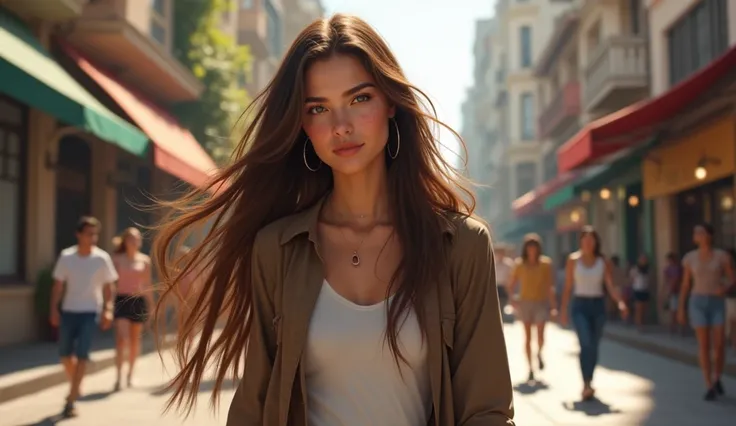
[{"xmin": 332, "ymin": 142, "xmax": 365, "ymax": 156}]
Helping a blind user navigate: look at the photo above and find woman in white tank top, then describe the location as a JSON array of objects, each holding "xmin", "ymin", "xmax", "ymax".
[{"xmin": 560, "ymin": 226, "xmax": 628, "ymax": 401}]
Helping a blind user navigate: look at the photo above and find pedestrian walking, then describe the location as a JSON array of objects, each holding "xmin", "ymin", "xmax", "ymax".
[
  {"xmin": 507, "ymin": 233, "xmax": 557, "ymax": 382},
  {"xmin": 111, "ymin": 227, "xmax": 154, "ymax": 390},
  {"xmin": 495, "ymin": 243, "xmax": 516, "ymax": 312},
  {"xmin": 152, "ymin": 14, "xmax": 514, "ymax": 426},
  {"xmin": 49, "ymin": 216, "xmax": 118, "ymax": 418},
  {"xmin": 560, "ymin": 226, "xmax": 628, "ymax": 401},
  {"xmin": 663, "ymin": 252, "xmax": 684, "ymax": 335},
  {"xmin": 678, "ymin": 223, "xmax": 735, "ymax": 400},
  {"xmin": 629, "ymin": 253, "xmax": 651, "ymax": 332}
]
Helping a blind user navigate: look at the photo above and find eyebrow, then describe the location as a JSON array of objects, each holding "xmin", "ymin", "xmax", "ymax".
[{"xmin": 305, "ymin": 82, "xmax": 376, "ymax": 103}]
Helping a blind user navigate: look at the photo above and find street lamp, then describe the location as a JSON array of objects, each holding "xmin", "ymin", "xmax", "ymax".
[
  {"xmin": 628, "ymin": 195, "xmax": 640, "ymax": 207},
  {"xmin": 695, "ymin": 166, "xmax": 707, "ymax": 180},
  {"xmin": 600, "ymin": 188, "xmax": 611, "ymax": 200}
]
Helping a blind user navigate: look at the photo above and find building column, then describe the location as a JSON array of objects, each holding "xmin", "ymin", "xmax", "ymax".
[
  {"xmin": 25, "ymin": 109, "xmax": 58, "ymax": 279},
  {"xmin": 653, "ymin": 195, "xmax": 676, "ymax": 323},
  {"xmin": 90, "ymin": 141, "xmax": 117, "ymax": 252}
]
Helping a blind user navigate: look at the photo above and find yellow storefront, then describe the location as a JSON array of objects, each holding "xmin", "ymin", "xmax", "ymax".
[{"xmin": 643, "ymin": 115, "xmax": 736, "ymax": 254}]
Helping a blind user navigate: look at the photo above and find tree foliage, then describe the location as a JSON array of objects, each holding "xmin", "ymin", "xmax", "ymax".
[{"xmin": 173, "ymin": 0, "xmax": 252, "ymax": 166}]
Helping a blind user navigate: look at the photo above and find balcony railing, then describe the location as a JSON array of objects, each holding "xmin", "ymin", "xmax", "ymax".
[
  {"xmin": 584, "ymin": 36, "xmax": 647, "ymax": 110},
  {"xmin": 538, "ymin": 81, "xmax": 581, "ymax": 139}
]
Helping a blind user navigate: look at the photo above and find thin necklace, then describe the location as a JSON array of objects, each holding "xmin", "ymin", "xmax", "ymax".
[{"xmin": 337, "ymin": 218, "xmax": 369, "ymax": 267}]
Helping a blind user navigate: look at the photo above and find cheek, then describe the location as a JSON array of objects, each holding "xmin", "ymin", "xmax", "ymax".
[{"xmin": 353, "ymin": 105, "xmax": 388, "ymax": 141}]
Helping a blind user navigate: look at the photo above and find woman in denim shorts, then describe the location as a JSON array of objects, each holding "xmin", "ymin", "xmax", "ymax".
[{"xmin": 678, "ymin": 223, "xmax": 735, "ymax": 401}]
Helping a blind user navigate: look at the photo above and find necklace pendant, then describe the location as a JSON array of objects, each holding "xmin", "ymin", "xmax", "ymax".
[{"xmin": 351, "ymin": 251, "xmax": 360, "ymax": 267}]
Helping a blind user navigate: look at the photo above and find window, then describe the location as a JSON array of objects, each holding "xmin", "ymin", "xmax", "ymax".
[
  {"xmin": 520, "ymin": 92, "xmax": 535, "ymax": 140},
  {"xmin": 0, "ymin": 96, "xmax": 25, "ymax": 280},
  {"xmin": 265, "ymin": 0, "xmax": 282, "ymax": 57},
  {"xmin": 264, "ymin": 3, "xmax": 281, "ymax": 56},
  {"xmin": 520, "ymin": 26, "xmax": 532, "ymax": 68},
  {"xmin": 668, "ymin": 0, "xmax": 728, "ymax": 85},
  {"xmin": 149, "ymin": 0, "xmax": 168, "ymax": 46},
  {"xmin": 515, "ymin": 162, "xmax": 537, "ymax": 198},
  {"xmin": 543, "ymin": 149, "xmax": 557, "ymax": 182}
]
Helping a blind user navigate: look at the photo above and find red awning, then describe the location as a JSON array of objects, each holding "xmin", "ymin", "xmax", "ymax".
[
  {"xmin": 558, "ymin": 44, "xmax": 736, "ymax": 173},
  {"xmin": 512, "ymin": 170, "xmax": 581, "ymax": 217},
  {"xmin": 62, "ymin": 44, "xmax": 218, "ymax": 189}
]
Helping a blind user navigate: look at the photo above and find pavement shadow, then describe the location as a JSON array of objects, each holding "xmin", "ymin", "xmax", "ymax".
[
  {"xmin": 77, "ymin": 389, "xmax": 114, "ymax": 402},
  {"xmin": 562, "ymin": 397, "xmax": 621, "ymax": 416},
  {"xmin": 149, "ymin": 378, "xmax": 238, "ymax": 396},
  {"xmin": 514, "ymin": 380, "xmax": 550, "ymax": 395},
  {"xmin": 16, "ymin": 413, "xmax": 65, "ymax": 426}
]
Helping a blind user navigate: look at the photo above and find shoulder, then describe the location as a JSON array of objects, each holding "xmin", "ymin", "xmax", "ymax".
[
  {"xmin": 58, "ymin": 246, "xmax": 77, "ymax": 259},
  {"xmin": 683, "ymin": 250, "xmax": 696, "ymax": 263},
  {"xmin": 540, "ymin": 255, "xmax": 553, "ymax": 266},
  {"xmin": 446, "ymin": 214, "xmax": 492, "ymax": 254},
  {"xmin": 253, "ymin": 216, "xmax": 295, "ymax": 253},
  {"xmin": 92, "ymin": 247, "xmax": 113, "ymax": 261},
  {"xmin": 567, "ymin": 251, "xmax": 581, "ymax": 262},
  {"xmin": 136, "ymin": 253, "xmax": 152, "ymax": 265},
  {"xmin": 514, "ymin": 257, "xmax": 523, "ymax": 266}
]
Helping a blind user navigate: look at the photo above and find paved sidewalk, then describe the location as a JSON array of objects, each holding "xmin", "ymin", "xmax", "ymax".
[
  {"xmin": 603, "ymin": 323, "xmax": 736, "ymax": 378},
  {"xmin": 0, "ymin": 329, "xmax": 176, "ymax": 405}
]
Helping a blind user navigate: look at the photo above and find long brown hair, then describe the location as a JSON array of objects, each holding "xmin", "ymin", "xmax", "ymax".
[
  {"xmin": 152, "ymin": 14, "xmax": 474, "ymax": 414},
  {"xmin": 520, "ymin": 233, "xmax": 542, "ymax": 263}
]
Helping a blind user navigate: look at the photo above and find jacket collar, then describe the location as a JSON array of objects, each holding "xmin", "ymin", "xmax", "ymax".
[{"xmin": 279, "ymin": 192, "xmax": 458, "ymax": 245}]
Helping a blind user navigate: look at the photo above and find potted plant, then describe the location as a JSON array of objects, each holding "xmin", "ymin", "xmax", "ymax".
[{"xmin": 33, "ymin": 266, "xmax": 57, "ymax": 341}]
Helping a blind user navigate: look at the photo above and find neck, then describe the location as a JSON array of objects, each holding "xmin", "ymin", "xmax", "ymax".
[
  {"xmin": 527, "ymin": 257, "xmax": 539, "ymax": 265},
  {"xmin": 126, "ymin": 249, "xmax": 137, "ymax": 259},
  {"xmin": 581, "ymin": 251, "xmax": 596, "ymax": 259},
  {"xmin": 327, "ymin": 163, "xmax": 390, "ymax": 226},
  {"xmin": 77, "ymin": 245, "xmax": 93, "ymax": 256},
  {"xmin": 700, "ymin": 244, "xmax": 713, "ymax": 252}
]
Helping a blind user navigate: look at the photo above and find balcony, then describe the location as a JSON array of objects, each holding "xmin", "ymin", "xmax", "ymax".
[
  {"xmin": 3, "ymin": 0, "xmax": 88, "ymax": 21},
  {"xmin": 538, "ymin": 81, "xmax": 581, "ymax": 139},
  {"xmin": 584, "ymin": 36, "xmax": 648, "ymax": 112},
  {"xmin": 64, "ymin": 0, "xmax": 203, "ymax": 103}
]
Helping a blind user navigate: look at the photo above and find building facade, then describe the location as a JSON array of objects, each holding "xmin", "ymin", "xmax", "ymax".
[{"xmin": 0, "ymin": 0, "xmax": 218, "ymax": 346}]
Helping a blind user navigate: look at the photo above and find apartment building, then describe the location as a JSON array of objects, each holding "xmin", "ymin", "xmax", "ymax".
[
  {"xmin": 237, "ymin": 0, "xmax": 324, "ymax": 96},
  {"xmin": 0, "ymin": 0, "xmax": 217, "ymax": 345},
  {"xmin": 488, "ymin": 0, "xmax": 576, "ymax": 250},
  {"xmin": 283, "ymin": 0, "xmax": 325, "ymax": 45},
  {"xmin": 462, "ymin": 18, "xmax": 496, "ymax": 221}
]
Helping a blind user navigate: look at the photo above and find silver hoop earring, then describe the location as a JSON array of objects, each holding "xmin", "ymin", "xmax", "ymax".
[
  {"xmin": 387, "ymin": 118, "xmax": 400, "ymax": 160},
  {"xmin": 303, "ymin": 137, "xmax": 322, "ymax": 172}
]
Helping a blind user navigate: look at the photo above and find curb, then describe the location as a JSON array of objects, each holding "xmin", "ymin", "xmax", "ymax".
[
  {"xmin": 0, "ymin": 335, "xmax": 177, "ymax": 405},
  {"xmin": 604, "ymin": 329, "xmax": 736, "ymax": 378}
]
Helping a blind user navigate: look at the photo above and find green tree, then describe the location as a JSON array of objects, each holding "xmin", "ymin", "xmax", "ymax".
[{"xmin": 173, "ymin": 0, "xmax": 252, "ymax": 166}]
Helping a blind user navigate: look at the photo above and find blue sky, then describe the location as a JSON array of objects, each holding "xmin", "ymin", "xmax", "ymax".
[{"xmin": 321, "ymin": 0, "xmax": 494, "ymax": 166}]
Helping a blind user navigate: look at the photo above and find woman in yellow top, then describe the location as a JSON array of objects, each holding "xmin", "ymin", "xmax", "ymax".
[{"xmin": 509, "ymin": 233, "xmax": 558, "ymax": 382}]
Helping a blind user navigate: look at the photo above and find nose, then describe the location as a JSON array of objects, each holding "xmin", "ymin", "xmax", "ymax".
[{"xmin": 332, "ymin": 111, "xmax": 353, "ymax": 137}]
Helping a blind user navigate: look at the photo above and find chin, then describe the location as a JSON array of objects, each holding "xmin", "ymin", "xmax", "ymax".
[{"xmin": 327, "ymin": 153, "xmax": 385, "ymax": 177}]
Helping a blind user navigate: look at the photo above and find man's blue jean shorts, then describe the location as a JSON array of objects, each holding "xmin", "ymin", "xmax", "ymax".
[
  {"xmin": 59, "ymin": 311, "xmax": 97, "ymax": 360},
  {"xmin": 689, "ymin": 294, "xmax": 726, "ymax": 328}
]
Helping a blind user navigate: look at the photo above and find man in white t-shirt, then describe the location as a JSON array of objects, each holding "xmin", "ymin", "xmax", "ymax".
[{"xmin": 49, "ymin": 216, "xmax": 118, "ymax": 418}]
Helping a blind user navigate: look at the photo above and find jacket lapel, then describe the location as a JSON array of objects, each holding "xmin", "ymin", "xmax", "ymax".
[{"xmin": 423, "ymin": 279, "xmax": 443, "ymax": 426}]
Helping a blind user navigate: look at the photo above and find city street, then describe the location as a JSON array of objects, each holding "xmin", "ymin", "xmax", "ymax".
[{"xmin": 2, "ymin": 322, "xmax": 736, "ymax": 426}]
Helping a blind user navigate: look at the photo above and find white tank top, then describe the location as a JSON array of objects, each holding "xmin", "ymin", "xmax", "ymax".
[
  {"xmin": 573, "ymin": 254, "xmax": 606, "ymax": 297},
  {"xmin": 305, "ymin": 281, "xmax": 431, "ymax": 426}
]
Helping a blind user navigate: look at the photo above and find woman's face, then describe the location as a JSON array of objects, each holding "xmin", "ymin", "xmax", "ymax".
[
  {"xmin": 580, "ymin": 233, "xmax": 597, "ymax": 254},
  {"xmin": 525, "ymin": 243, "xmax": 539, "ymax": 259},
  {"xmin": 124, "ymin": 231, "xmax": 142, "ymax": 252},
  {"xmin": 302, "ymin": 54, "xmax": 395, "ymax": 176}
]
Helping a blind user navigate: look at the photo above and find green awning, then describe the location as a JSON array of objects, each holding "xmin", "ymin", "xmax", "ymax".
[
  {"xmin": 544, "ymin": 186, "xmax": 576, "ymax": 211},
  {"xmin": 495, "ymin": 215, "xmax": 555, "ymax": 243},
  {"xmin": 543, "ymin": 139, "xmax": 659, "ymax": 211},
  {"xmin": 0, "ymin": 9, "xmax": 148, "ymax": 156}
]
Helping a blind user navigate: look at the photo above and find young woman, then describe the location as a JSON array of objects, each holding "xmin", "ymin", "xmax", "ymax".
[
  {"xmin": 663, "ymin": 252, "xmax": 683, "ymax": 334},
  {"xmin": 152, "ymin": 14, "xmax": 514, "ymax": 425},
  {"xmin": 508, "ymin": 233, "xmax": 556, "ymax": 383},
  {"xmin": 560, "ymin": 226, "xmax": 627, "ymax": 401},
  {"xmin": 678, "ymin": 223, "xmax": 735, "ymax": 400},
  {"xmin": 629, "ymin": 254, "xmax": 651, "ymax": 332},
  {"xmin": 111, "ymin": 227, "xmax": 153, "ymax": 390}
]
